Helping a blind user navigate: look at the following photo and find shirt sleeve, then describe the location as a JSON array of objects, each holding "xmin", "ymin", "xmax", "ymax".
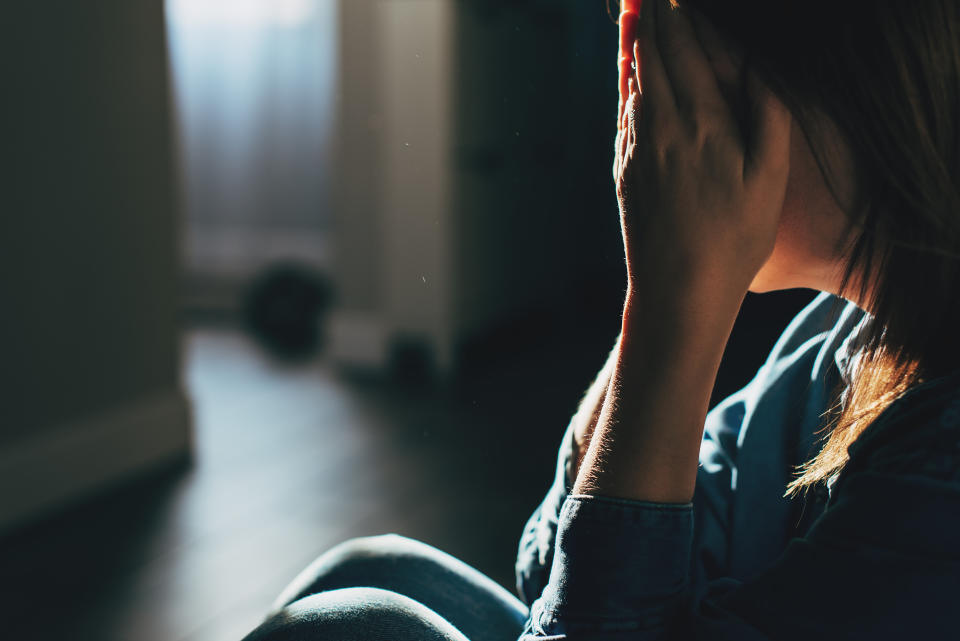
[
  {"xmin": 515, "ymin": 379, "xmax": 755, "ymax": 608},
  {"xmin": 515, "ymin": 293, "xmax": 859, "ymax": 609},
  {"xmin": 519, "ymin": 382, "xmax": 960, "ymax": 641}
]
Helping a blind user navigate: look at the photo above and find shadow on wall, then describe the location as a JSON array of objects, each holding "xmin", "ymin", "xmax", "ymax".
[{"xmin": 1, "ymin": 1, "xmax": 191, "ymax": 533}]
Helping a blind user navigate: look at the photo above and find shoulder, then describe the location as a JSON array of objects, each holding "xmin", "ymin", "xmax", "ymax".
[
  {"xmin": 808, "ymin": 370, "xmax": 960, "ymax": 571},
  {"xmin": 756, "ymin": 293, "xmax": 865, "ymax": 388},
  {"xmin": 765, "ymin": 292, "xmax": 847, "ymax": 358},
  {"xmin": 704, "ymin": 293, "xmax": 866, "ymax": 454},
  {"xmin": 836, "ymin": 368, "xmax": 960, "ymax": 491},
  {"xmin": 726, "ymin": 293, "xmax": 864, "ymax": 435}
]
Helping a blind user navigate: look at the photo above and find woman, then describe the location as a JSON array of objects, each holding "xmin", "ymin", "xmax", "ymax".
[{"xmin": 244, "ymin": 0, "xmax": 960, "ymax": 639}]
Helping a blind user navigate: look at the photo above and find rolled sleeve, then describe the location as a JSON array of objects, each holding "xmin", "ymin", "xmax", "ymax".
[{"xmin": 522, "ymin": 494, "xmax": 693, "ymax": 639}]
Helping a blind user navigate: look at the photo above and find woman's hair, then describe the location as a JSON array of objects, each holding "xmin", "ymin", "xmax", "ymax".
[{"xmin": 615, "ymin": 1, "xmax": 960, "ymax": 494}]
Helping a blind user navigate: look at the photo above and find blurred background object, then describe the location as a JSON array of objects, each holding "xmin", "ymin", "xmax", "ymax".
[
  {"xmin": 0, "ymin": 1, "xmax": 815, "ymax": 640},
  {"xmin": 242, "ymin": 263, "xmax": 333, "ymax": 359}
]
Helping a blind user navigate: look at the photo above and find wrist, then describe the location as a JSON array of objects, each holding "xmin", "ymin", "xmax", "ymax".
[{"xmin": 621, "ymin": 280, "xmax": 745, "ymax": 346}]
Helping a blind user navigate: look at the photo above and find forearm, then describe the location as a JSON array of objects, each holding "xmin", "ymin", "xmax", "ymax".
[
  {"xmin": 521, "ymin": 285, "xmax": 745, "ymax": 637},
  {"xmin": 574, "ymin": 287, "xmax": 744, "ymax": 503},
  {"xmin": 571, "ymin": 332, "xmax": 622, "ymax": 476}
]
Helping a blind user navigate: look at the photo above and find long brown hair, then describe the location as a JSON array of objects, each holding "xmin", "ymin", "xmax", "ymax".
[{"xmin": 621, "ymin": 1, "xmax": 960, "ymax": 493}]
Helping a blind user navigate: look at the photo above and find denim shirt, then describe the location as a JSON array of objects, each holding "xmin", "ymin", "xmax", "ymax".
[{"xmin": 515, "ymin": 292, "xmax": 960, "ymax": 640}]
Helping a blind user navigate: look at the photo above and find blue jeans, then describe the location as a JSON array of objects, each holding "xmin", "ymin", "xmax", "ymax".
[{"xmin": 242, "ymin": 534, "xmax": 529, "ymax": 641}]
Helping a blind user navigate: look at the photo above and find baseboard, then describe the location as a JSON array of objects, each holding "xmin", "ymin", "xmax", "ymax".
[{"xmin": 0, "ymin": 389, "xmax": 193, "ymax": 534}]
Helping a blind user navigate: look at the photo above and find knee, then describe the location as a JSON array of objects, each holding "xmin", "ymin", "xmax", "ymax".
[
  {"xmin": 269, "ymin": 534, "xmax": 428, "ymax": 612},
  {"xmin": 313, "ymin": 533, "xmax": 429, "ymax": 574},
  {"xmin": 245, "ymin": 588, "xmax": 466, "ymax": 641},
  {"xmin": 324, "ymin": 533, "xmax": 416, "ymax": 562}
]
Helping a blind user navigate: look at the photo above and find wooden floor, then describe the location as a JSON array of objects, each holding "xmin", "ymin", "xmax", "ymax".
[
  {"xmin": 0, "ymin": 315, "xmax": 618, "ymax": 641},
  {"xmin": 0, "ymin": 291, "xmax": 812, "ymax": 641}
]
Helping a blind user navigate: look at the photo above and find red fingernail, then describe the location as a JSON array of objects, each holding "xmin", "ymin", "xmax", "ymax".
[{"xmin": 618, "ymin": 10, "xmax": 639, "ymax": 104}]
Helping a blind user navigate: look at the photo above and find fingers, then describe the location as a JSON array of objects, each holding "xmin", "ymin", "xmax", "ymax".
[
  {"xmin": 614, "ymin": 125, "xmax": 625, "ymax": 181},
  {"xmin": 615, "ymin": 78, "xmax": 641, "ymax": 184},
  {"xmin": 626, "ymin": 78, "xmax": 639, "ymax": 151},
  {"xmin": 618, "ymin": 10, "xmax": 640, "ymax": 126},
  {"xmin": 614, "ymin": 131, "xmax": 624, "ymax": 184},
  {"xmin": 654, "ymin": 0, "xmax": 729, "ymax": 126},
  {"xmin": 744, "ymin": 71, "xmax": 792, "ymax": 183}
]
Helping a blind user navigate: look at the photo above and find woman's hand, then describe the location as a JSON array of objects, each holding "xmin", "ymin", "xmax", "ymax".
[
  {"xmin": 615, "ymin": 0, "xmax": 792, "ymax": 300},
  {"xmin": 570, "ymin": 1, "xmax": 793, "ymax": 503}
]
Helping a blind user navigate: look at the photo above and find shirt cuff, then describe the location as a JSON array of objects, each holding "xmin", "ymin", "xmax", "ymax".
[{"xmin": 530, "ymin": 494, "xmax": 694, "ymax": 636}]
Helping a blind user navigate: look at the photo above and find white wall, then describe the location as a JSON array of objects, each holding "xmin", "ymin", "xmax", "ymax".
[
  {"xmin": 328, "ymin": 0, "xmax": 456, "ymax": 373},
  {"xmin": 379, "ymin": 0, "xmax": 455, "ymax": 371}
]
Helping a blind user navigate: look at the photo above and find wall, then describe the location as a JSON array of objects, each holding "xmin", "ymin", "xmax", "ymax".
[
  {"xmin": 379, "ymin": 0, "xmax": 455, "ymax": 371},
  {"xmin": 452, "ymin": 0, "xmax": 627, "ymax": 345},
  {"xmin": 0, "ymin": 1, "xmax": 192, "ymax": 532},
  {"xmin": 328, "ymin": 0, "xmax": 625, "ymax": 375},
  {"xmin": 328, "ymin": 0, "xmax": 455, "ymax": 371}
]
